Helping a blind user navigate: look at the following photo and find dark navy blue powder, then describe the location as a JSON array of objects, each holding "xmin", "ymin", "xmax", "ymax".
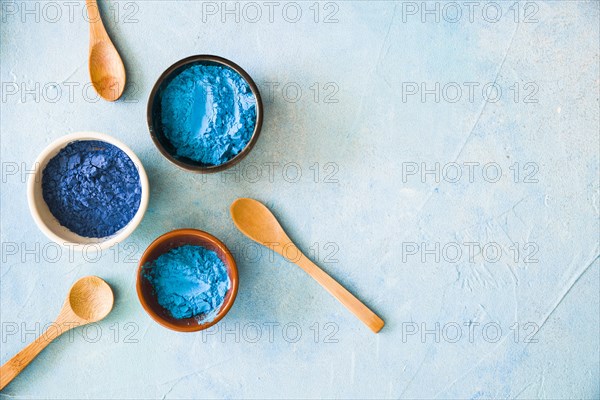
[{"xmin": 42, "ymin": 140, "xmax": 141, "ymax": 238}]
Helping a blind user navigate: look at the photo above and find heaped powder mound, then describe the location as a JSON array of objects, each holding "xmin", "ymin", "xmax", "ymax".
[
  {"xmin": 158, "ymin": 63, "xmax": 257, "ymax": 166},
  {"xmin": 42, "ymin": 140, "xmax": 142, "ymax": 238}
]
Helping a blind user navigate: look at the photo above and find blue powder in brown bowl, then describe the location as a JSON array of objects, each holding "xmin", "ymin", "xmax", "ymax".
[{"xmin": 142, "ymin": 245, "xmax": 231, "ymax": 322}]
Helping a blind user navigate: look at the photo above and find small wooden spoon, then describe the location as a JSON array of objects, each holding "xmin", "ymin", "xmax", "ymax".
[
  {"xmin": 230, "ymin": 198, "xmax": 385, "ymax": 333},
  {"xmin": 86, "ymin": 0, "xmax": 126, "ymax": 101},
  {"xmin": 0, "ymin": 276, "xmax": 114, "ymax": 390}
]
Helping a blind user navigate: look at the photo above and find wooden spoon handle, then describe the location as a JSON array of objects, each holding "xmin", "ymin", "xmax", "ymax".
[
  {"xmin": 0, "ymin": 324, "xmax": 64, "ymax": 390},
  {"xmin": 292, "ymin": 248, "xmax": 385, "ymax": 333},
  {"xmin": 85, "ymin": 0, "xmax": 100, "ymax": 14},
  {"xmin": 85, "ymin": 0, "xmax": 108, "ymax": 41}
]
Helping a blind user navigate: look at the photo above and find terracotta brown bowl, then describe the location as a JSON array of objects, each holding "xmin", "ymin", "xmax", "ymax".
[
  {"xmin": 147, "ymin": 54, "xmax": 263, "ymax": 173},
  {"xmin": 136, "ymin": 228, "xmax": 238, "ymax": 332}
]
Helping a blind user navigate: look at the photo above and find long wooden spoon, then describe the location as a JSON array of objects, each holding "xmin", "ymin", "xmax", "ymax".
[
  {"xmin": 0, "ymin": 276, "xmax": 114, "ymax": 390},
  {"xmin": 230, "ymin": 198, "xmax": 384, "ymax": 333},
  {"xmin": 86, "ymin": 0, "xmax": 126, "ymax": 101}
]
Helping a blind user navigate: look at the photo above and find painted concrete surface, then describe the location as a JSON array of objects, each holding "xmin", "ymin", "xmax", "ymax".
[{"xmin": 1, "ymin": 1, "xmax": 598, "ymax": 398}]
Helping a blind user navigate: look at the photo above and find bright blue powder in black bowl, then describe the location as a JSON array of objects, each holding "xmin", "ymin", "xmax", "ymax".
[
  {"xmin": 142, "ymin": 245, "xmax": 231, "ymax": 322},
  {"xmin": 156, "ymin": 63, "xmax": 257, "ymax": 166},
  {"xmin": 42, "ymin": 140, "xmax": 141, "ymax": 238}
]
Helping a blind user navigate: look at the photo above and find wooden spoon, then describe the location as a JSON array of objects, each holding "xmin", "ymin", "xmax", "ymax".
[
  {"xmin": 86, "ymin": 0, "xmax": 126, "ymax": 101},
  {"xmin": 230, "ymin": 198, "xmax": 384, "ymax": 333},
  {"xmin": 0, "ymin": 276, "xmax": 114, "ymax": 390}
]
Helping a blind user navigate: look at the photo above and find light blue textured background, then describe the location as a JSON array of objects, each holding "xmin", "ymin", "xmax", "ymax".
[{"xmin": 1, "ymin": 1, "xmax": 599, "ymax": 398}]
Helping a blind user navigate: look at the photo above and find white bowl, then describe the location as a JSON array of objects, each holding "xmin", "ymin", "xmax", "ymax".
[{"xmin": 27, "ymin": 132, "xmax": 149, "ymax": 250}]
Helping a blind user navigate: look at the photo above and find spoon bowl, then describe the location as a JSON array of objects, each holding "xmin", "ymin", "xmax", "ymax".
[
  {"xmin": 69, "ymin": 276, "xmax": 114, "ymax": 322},
  {"xmin": 89, "ymin": 41, "xmax": 126, "ymax": 101},
  {"xmin": 230, "ymin": 198, "xmax": 290, "ymax": 245}
]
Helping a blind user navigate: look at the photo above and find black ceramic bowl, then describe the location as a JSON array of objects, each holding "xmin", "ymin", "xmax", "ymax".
[{"xmin": 147, "ymin": 55, "xmax": 263, "ymax": 173}]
